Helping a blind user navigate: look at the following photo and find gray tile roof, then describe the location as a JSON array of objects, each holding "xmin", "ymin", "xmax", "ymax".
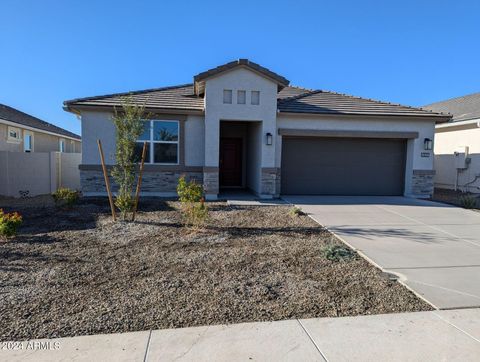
[
  {"xmin": 65, "ymin": 84, "xmax": 449, "ymax": 120},
  {"xmin": 0, "ymin": 103, "xmax": 81, "ymax": 140},
  {"xmin": 65, "ymin": 84, "xmax": 204, "ymax": 111},
  {"xmin": 423, "ymin": 92, "xmax": 480, "ymax": 122},
  {"xmin": 278, "ymin": 90, "xmax": 449, "ymax": 118}
]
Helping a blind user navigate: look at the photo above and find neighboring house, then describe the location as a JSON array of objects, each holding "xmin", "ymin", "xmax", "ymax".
[
  {"xmin": 64, "ymin": 59, "xmax": 450, "ymax": 199},
  {"xmin": 424, "ymin": 93, "xmax": 480, "ymax": 193},
  {"xmin": 0, "ymin": 103, "xmax": 81, "ymax": 153}
]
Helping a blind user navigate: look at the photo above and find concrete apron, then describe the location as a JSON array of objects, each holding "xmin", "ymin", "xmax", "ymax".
[
  {"xmin": 282, "ymin": 195, "xmax": 480, "ymax": 310},
  {"xmin": 2, "ymin": 309, "xmax": 480, "ymax": 362}
]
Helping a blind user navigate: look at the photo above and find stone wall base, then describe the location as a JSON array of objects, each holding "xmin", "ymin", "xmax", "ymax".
[
  {"xmin": 411, "ymin": 169, "xmax": 435, "ymax": 197},
  {"xmin": 260, "ymin": 167, "xmax": 281, "ymax": 198},
  {"xmin": 80, "ymin": 170, "xmax": 203, "ymax": 195}
]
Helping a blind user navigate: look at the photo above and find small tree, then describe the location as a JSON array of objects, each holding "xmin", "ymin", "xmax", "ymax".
[
  {"xmin": 111, "ymin": 97, "xmax": 147, "ymax": 221},
  {"xmin": 177, "ymin": 176, "xmax": 208, "ymax": 229}
]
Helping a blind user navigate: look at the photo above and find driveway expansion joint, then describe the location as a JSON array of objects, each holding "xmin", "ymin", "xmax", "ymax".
[{"xmin": 296, "ymin": 319, "xmax": 329, "ymax": 362}]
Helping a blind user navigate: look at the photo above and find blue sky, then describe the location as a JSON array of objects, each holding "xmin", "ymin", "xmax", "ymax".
[{"xmin": 1, "ymin": 0, "xmax": 479, "ymax": 136}]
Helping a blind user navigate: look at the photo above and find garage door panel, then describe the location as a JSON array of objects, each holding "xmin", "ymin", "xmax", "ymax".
[{"xmin": 281, "ymin": 137, "xmax": 406, "ymax": 195}]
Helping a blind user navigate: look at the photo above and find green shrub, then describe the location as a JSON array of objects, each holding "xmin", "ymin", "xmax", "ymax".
[
  {"xmin": 52, "ymin": 188, "xmax": 79, "ymax": 207},
  {"xmin": 460, "ymin": 195, "xmax": 478, "ymax": 209},
  {"xmin": 177, "ymin": 176, "xmax": 208, "ymax": 228},
  {"xmin": 289, "ymin": 206, "xmax": 305, "ymax": 217},
  {"xmin": 0, "ymin": 209, "xmax": 23, "ymax": 240},
  {"xmin": 321, "ymin": 244, "xmax": 356, "ymax": 262}
]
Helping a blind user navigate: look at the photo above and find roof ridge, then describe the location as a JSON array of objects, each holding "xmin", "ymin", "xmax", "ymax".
[
  {"xmin": 278, "ymin": 88, "xmax": 321, "ymax": 103},
  {"xmin": 64, "ymin": 83, "xmax": 194, "ymax": 105}
]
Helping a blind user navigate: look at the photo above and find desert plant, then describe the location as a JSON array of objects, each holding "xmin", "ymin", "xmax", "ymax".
[
  {"xmin": 321, "ymin": 244, "xmax": 356, "ymax": 262},
  {"xmin": 176, "ymin": 176, "xmax": 208, "ymax": 228},
  {"xmin": 111, "ymin": 97, "xmax": 149, "ymax": 221},
  {"xmin": 0, "ymin": 209, "xmax": 23, "ymax": 240},
  {"xmin": 460, "ymin": 195, "xmax": 478, "ymax": 209},
  {"xmin": 52, "ymin": 188, "xmax": 79, "ymax": 207},
  {"xmin": 289, "ymin": 206, "xmax": 305, "ymax": 217}
]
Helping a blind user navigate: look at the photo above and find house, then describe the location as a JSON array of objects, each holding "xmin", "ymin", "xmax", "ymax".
[
  {"xmin": 0, "ymin": 103, "xmax": 81, "ymax": 153},
  {"xmin": 424, "ymin": 92, "xmax": 480, "ymax": 193},
  {"xmin": 64, "ymin": 59, "xmax": 450, "ymax": 199}
]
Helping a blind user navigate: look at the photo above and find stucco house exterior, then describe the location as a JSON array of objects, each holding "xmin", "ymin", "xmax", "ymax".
[
  {"xmin": 424, "ymin": 92, "xmax": 480, "ymax": 193},
  {"xmin": 0, "ymin": 103, "xmax": 81, "ymax": 153},
  {"xmin": 64, "ymin": 59, "xmax": 450, "ymax": 199}
]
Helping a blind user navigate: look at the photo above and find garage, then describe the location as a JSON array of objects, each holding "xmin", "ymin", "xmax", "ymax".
[{"xmin": 281, "ymin": 136, "xmax": 407, "ymax": 195}]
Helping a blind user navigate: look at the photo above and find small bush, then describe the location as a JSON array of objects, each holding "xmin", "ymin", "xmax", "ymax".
[
  {"xmin": 321, "ymin": 244, "xmax": 356, "ymax": 262},
  {"xmin": 52, "ymin": 188, "xmax": 79, "ymax": 207},
  {"xmin": 0, "ymin": 209, "xmax": 23, "ymax": 240},
  {"xmin": 177, "ymin": 176, "xmax": 208, "ymax": 228},
  {"xmin": 289, "ymin": 206, "xmax": 305, "ymax": 217},
  {"xmin": 460, "ymin": 195, "xmax": 478, "ymax": 209}
]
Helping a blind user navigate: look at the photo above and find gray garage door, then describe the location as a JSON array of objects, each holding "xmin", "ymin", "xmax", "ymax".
[{"xmin": 281, "ymin": 137, "xmax": 406, "ymax": 195}]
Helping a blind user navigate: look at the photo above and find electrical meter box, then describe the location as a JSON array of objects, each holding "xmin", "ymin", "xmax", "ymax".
[{"xmin": 454, "ymin": 146, "xmax": 469, "ymax": 169}]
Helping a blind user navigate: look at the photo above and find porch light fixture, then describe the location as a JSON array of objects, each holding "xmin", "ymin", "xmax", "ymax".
[
  {"xmin": 424, "ymin": 138, "xmax": 433, "ymax": 151},
  {"xmin": 266, "ymin": 132, "xmax": 273, "ymax": 145}
]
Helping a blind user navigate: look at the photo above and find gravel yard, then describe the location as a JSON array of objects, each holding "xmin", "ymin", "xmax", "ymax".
[{"xmin": 0, "ymin": 198, "xmax": 432, "ymax": 341}]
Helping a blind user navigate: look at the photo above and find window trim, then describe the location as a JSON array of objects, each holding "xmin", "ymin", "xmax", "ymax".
[
  {"xmin": 137, "ymin": 119, "xmax": 180, "ymax": 165},
  {"xmin": 223, "ymin": 89, "xmax": 233, "ymax": 104},
  {"xmin": 237, "ymin": 90, "xmax": 246, "ymax": 104},
  {"xmin": 24, "ymin": 131, "xmax": 34, "ymax": 152},
  {"xmin": 59, "ymin": 138, "xmax": 66, "ymax": 153},
  {"xmin": 251, "ymin": 90, "xmax": 260, "ymax": 105},
  {"xmin": 7, "ymin": 126, "xmax": 21, "ymax": 143}
]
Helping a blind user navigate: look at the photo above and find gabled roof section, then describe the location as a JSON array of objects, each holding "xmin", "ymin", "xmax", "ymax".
[
  {"xmin": 278, "ymin": 90, "xmax": 451, "ymax": 121},
  {"xmin": 0, "ymin": 103, "xmax": 81, "ymax": 140},
  {"xmin": 64, "ymin": 84, "xmax": 204, "ymax": 113},
  {"xmin": 423, "ymin": 92, "xmax": 480, "ymax": 122},
  {"xmin": 193, "ymin": 59, "xmax": 290, "ymax": 95}
]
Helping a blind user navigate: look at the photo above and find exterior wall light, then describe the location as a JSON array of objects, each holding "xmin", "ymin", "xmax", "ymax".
[
  {"xmin": 266, "ymin": 132, "xmax": 273, "ymax": 145},
  {"xmin": 424, "ymin": 138, "xmax": 433, "ymax": 151}
]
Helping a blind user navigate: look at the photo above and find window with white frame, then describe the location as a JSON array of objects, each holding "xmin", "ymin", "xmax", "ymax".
[
  {"xmin": 59, "ymin": 139, "xmax": 66, "ymax": 152},
  {"xmin": 251, "ymin": 91, "xmax": 260, "ymax": 105},
  {"xmin": 24, "ymin": 131, "xmax": 33, "ymax": 152},
  {"xmin": 237, "ymin": 90, "xmax": 246, "ymax": 104},
  {"xmin": 7, "ymin": 126, "xmax": 21, "ymax": 143},
  {"xmin": 135, "ymin": 120, "xmax": 179, "ymax": 164},
  {"xmin": 223, "ymin": 89, "xmax": 233, "ymax": 104}
]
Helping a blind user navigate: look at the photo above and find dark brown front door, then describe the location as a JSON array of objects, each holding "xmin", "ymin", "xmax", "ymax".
[{"xmin": 220, "ymin": 138, "xmax": 242, "ymax": 187}]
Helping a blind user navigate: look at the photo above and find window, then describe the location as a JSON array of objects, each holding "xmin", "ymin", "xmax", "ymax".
[
  {"xmin": 223, "ymin": 89, "xmax": 232, "ymax": 104},
  {"xmin": 7, "ymin": 126, "xmax": 21, "ymax": 143},
  {"xmin": 251, "ymin": 91, "xmax": 260, "ymax": 105},
  {"xmin": 237, "ymin": 90, "xmax": 246, "ymax": 104},
  {"xmin": 24, "ymin": 132, "xmax": 33, "ymax": 152},
  {"xmin": 135, "ymin": 120, "xmax": 179, "ymax": 164},
  {"xmin": 59, "ymin": 139, "xmax": 66, "ymax": 152}
]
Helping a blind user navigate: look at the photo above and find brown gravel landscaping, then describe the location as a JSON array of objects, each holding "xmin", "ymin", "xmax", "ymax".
[
  {"xmin": 431, "ymin": 188, "xmax": 480, "ymax": 211},
  {"xmin": 0, "ymin": 197, "xmax": 432, "ymax": 341}
]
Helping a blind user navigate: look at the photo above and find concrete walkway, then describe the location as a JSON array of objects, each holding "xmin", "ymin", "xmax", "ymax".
[
  {"xmin": 283, "ymin": 196, "xmax": 480, "ymax": 309},
  {"xmin": 2, "ymin": 309, "xmax": 480, "ymax": 361}
]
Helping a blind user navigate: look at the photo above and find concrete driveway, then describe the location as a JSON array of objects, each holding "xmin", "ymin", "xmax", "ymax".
[{"xmin": 283, "ymin": 196, "xmax": 480, "ymax": 309}]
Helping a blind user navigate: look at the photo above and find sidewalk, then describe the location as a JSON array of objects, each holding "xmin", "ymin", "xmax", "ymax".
[{"xmin": 2, "ymin": 309, "xmax": 480, "ymax": 361}]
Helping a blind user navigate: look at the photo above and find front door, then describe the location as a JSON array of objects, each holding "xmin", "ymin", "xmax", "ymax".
[{"xmin": 220, "ymin": 138, "xmax": 242, "ymax": 187}]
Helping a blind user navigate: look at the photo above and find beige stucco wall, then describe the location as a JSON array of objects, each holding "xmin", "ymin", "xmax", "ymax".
[
  {"xmin": 0, "ymin": 122, "xmax": 81, "ymax": 153},
  {"xmin": 204, "ymin": 67, "xmax": 278, "ymax": 169},
  {"xmin": 434, "ymin": 124, "xmax": 480, "ymax": 193}
]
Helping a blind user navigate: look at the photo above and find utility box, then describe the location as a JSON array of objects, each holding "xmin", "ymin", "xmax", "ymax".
[{"xmin": 454, "ymin": 146, "xmax": 470, "ymax": 169}]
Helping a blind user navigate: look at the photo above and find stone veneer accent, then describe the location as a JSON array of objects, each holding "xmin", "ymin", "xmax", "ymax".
[
  {"xmin": 412, "ymin": 169, "xmax": 435, "ymax": 196},
  {"xmin": 80, "ymin": 169, "xmax": 203, "ymax": 195},
  {"xmin": 260, "ymin": 167, "xmax": 281, "ymax": 198},
  {"xmin": 202, "ymin": 167, "xmax": 219, "ymax": 198}
]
